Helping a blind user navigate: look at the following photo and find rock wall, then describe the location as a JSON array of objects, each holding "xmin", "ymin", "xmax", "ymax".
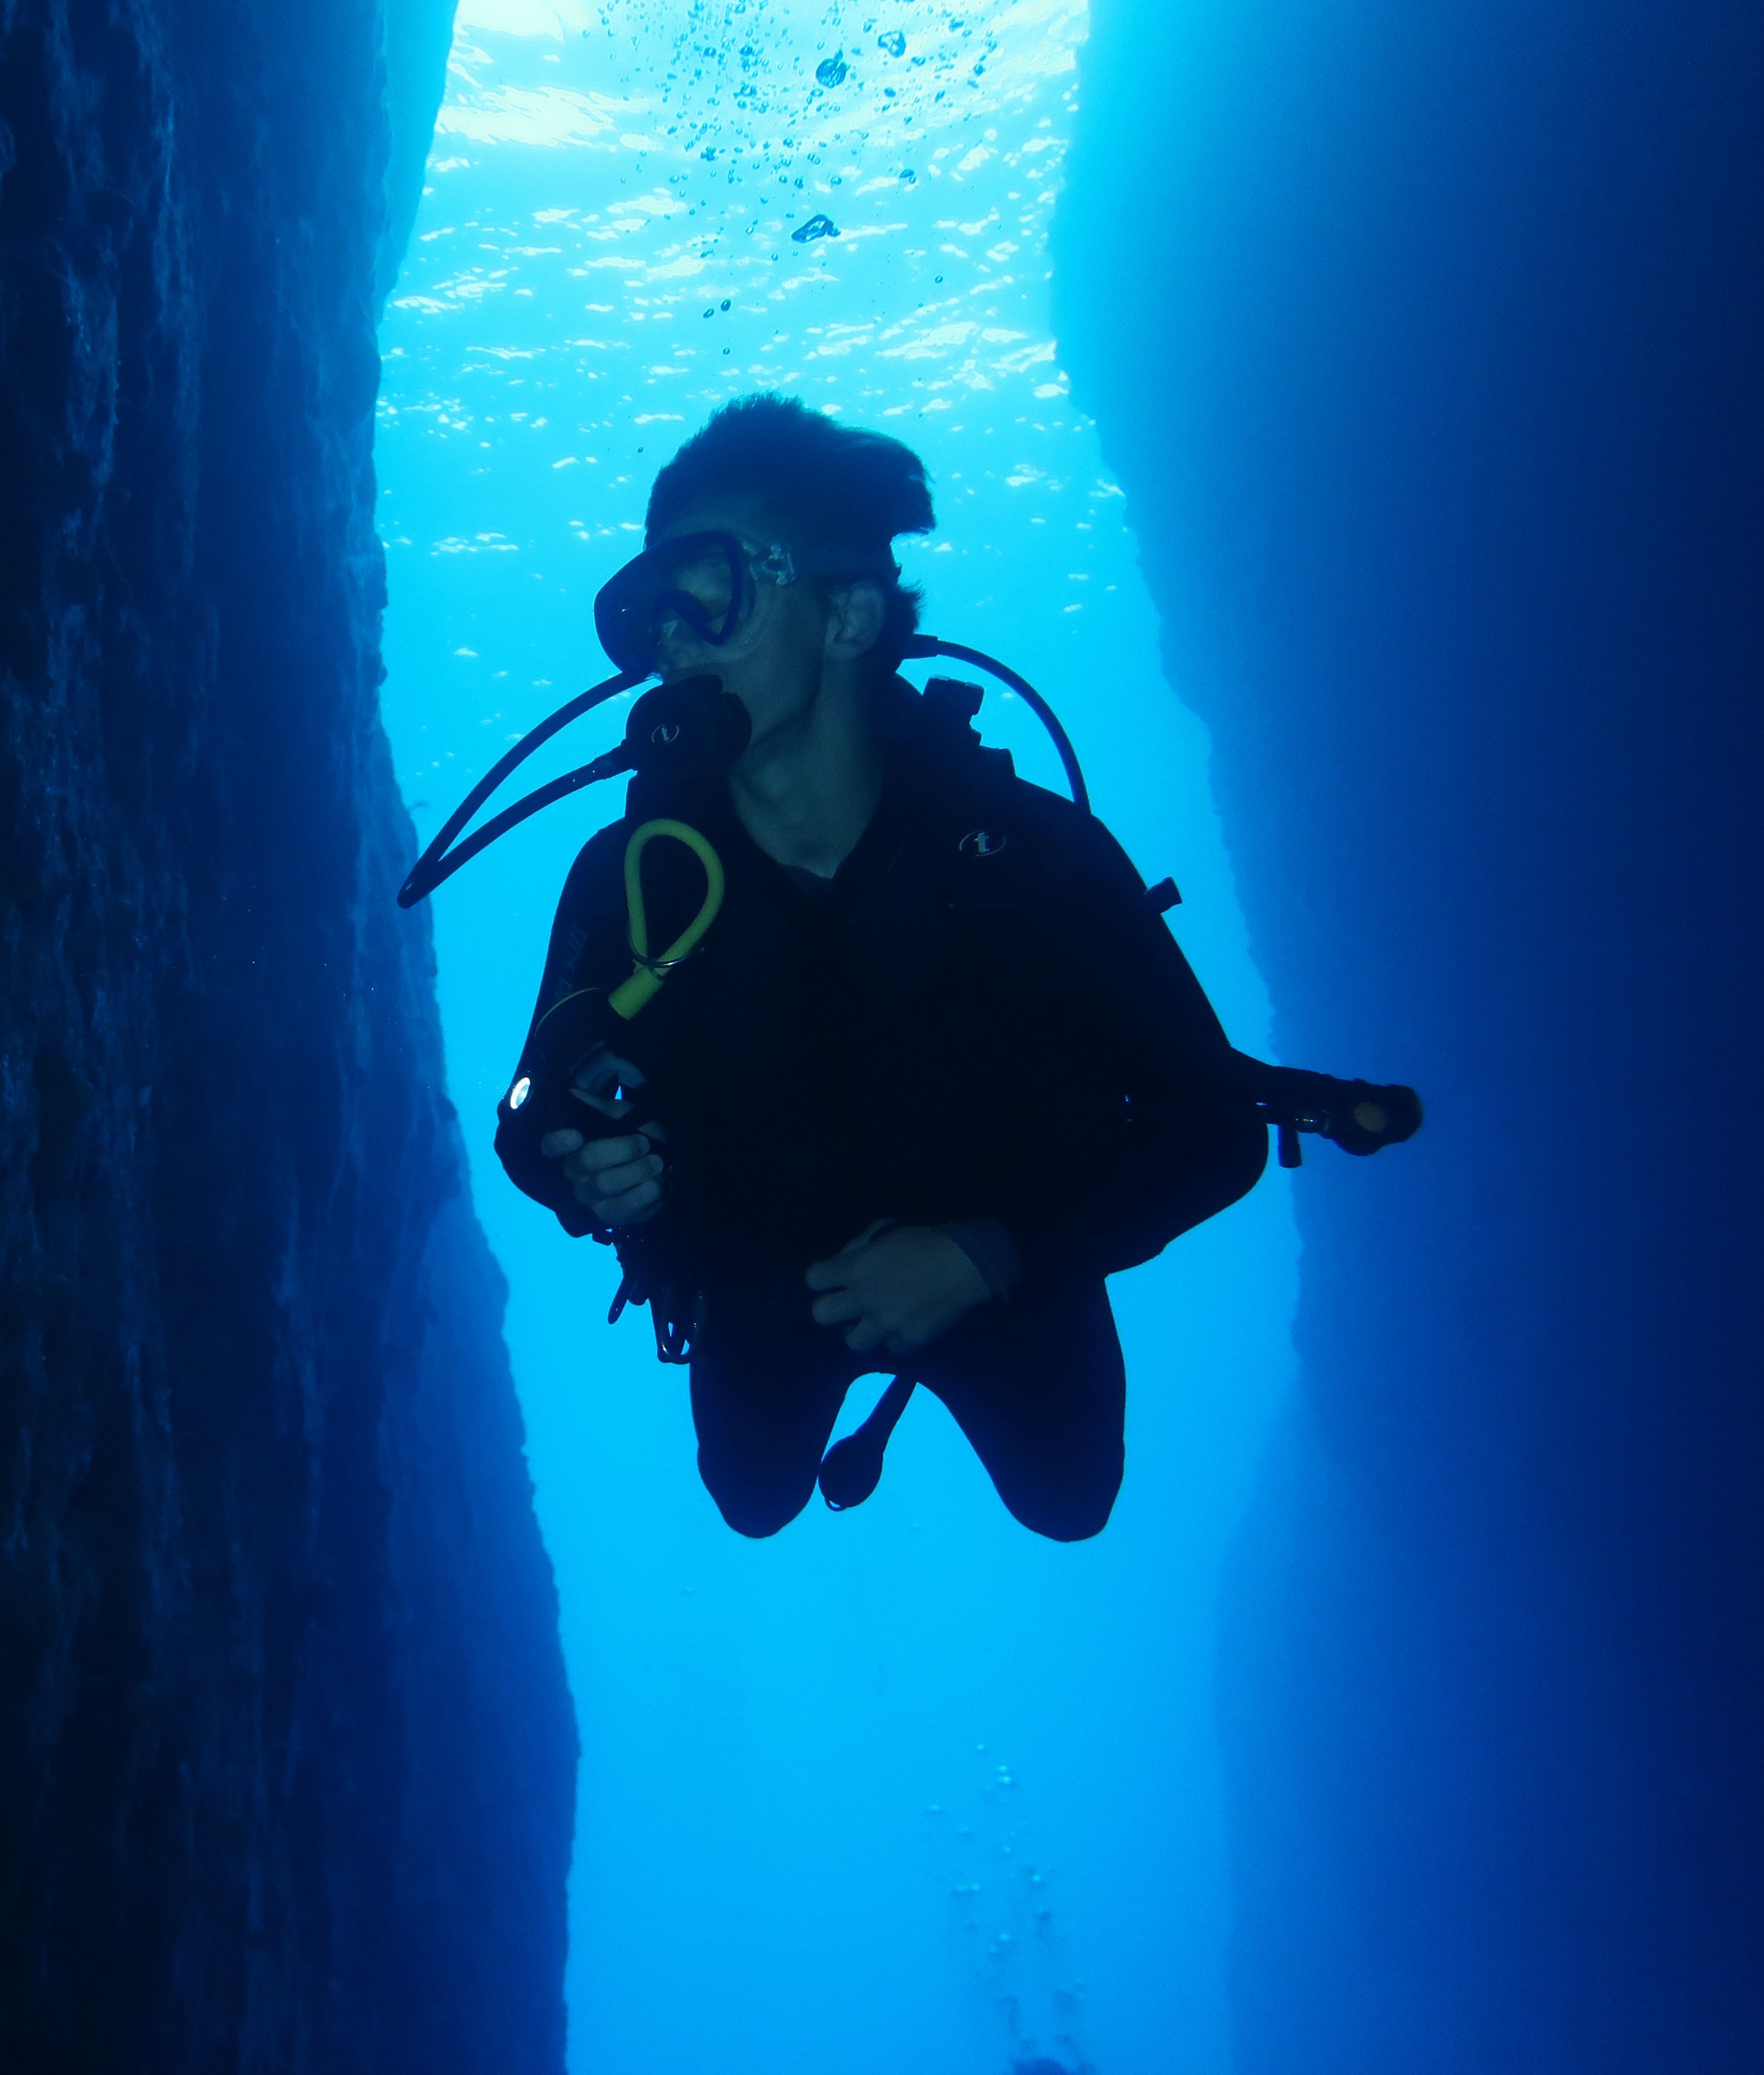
[
  {"xmin": 0, "ymin": 3, "xmax": 575, "ymax": 2069},
  {"xmin": 1062, "ymin": 2, "xmax": 1762, "ymax": 2070}
]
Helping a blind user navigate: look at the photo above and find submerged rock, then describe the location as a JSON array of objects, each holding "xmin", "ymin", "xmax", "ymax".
[
  {"xmin": 1064, "ymin": 0, "xmax": 1764, "ymax": 2065},
  {"xmin": 0, "ymin": 2, "xmax": 575, "ymax": 2069}
]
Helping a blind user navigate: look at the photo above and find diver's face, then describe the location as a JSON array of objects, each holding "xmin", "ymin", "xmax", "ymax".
[{"xmin": 648, "ymin": 500, "xmax": 849, "ymax": 749}]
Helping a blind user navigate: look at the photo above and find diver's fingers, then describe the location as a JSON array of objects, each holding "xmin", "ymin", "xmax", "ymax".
[
  {"xmin": 560, "ymin": 1145, "xmax": 609, "ymax": 1183},
  {"xmin": 843, "ymin": 1316, "xmax": 887, "ymax": 1353},
  {"xmin": 574, "ymin": 1132, "xmax": 654, "ymax": 1173},
  {"xmin": 539, "ymin": 1129, "xmax": 585, "ymax": 1159},
  {"xmin": 809, "ymin": 1287, "xmax": 863, "ymax": 1325},
  {"xmin": 571, "ymin": 1151, "xmax": 663, "ymax": 1199},
  {"xmin": 602, "ymin": 1179, "xmax": 662, "ymax": 1222},
  {"xmin": 807, "ymin": 1223, "xmax": 891, "ymax": 1287},
  {"xmin": 577, "ymin": 1175, "xmax": 662, "ymax": 1223}
]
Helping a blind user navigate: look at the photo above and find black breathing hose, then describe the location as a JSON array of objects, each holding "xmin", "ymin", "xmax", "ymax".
[
  {"xmin": 397, "ymin": 641, "xmax": 1091, "ymax": 910},
  {"xmin": 398, "ymin": 668, "xmax": 645, "ymax": 908},
  {"xmin": 904, "ymin": 635, "xmax": 1090, "ymax": 815}
]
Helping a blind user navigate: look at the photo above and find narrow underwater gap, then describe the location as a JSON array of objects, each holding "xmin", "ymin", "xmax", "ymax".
[{"xmin": 376, "ymin": 5, "xmax": 1299, "ymax": 2070}]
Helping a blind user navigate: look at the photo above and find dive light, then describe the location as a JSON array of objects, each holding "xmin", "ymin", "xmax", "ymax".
[{"xmin": 1236, "ymin": 1056, "xmax": 1424, "ymax": 1167}]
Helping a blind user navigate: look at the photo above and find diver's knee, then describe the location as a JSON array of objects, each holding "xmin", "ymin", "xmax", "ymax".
[
  {"xmin": 717, "ymin": 1499, "xmax": 796, "ymax": 1539},
  {"xmin": 1024, "ymin": 1502, "xmax": 1116, "ymax": 1544},
  {"xmin": 999, "ymin": 1471, "xmax": 1121, "ymax": 1544},
  {"xmin": 699, "ymin": 1456, "xmax": 815, "ymax": 1538}
]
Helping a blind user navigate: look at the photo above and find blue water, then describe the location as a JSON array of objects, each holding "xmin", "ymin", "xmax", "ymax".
[{"xmin": 377, "ymin": 6, "xmax": 1298, "ymax": 2068}]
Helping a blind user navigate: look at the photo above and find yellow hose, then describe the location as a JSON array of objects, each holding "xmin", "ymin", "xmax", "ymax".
[{"xmin": 609, "ymin": 819, "xmax": 725, "ymax": 1019}]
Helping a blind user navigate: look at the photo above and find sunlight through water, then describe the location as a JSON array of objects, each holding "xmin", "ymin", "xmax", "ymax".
[{"xmin": 377, "ymin": 5, "xmax": 1299, "ymax": 2071}]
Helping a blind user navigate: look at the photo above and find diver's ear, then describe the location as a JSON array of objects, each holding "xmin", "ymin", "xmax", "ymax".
[{"xmin": 823, "ymin": 578, "xmax": 887, "ymax": 663}]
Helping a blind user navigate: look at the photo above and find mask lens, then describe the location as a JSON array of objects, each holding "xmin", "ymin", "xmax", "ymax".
[
  {"xmin": 655, "ymin": 543, "xmax": 736, "ymax": 626},
  {"xmin": 594, "ymin": 532, "xmax": 750, "ymax": 673}
]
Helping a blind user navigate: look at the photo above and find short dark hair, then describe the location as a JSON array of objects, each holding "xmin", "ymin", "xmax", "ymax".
[{"xmin": 646, "ymin": 393, "xmax": 935, "ymax": 668}]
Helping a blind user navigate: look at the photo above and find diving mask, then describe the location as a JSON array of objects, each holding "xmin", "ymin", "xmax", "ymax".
[{"xmin": 593, "ymin": 528, "xmax": 897, "ymax": 676}]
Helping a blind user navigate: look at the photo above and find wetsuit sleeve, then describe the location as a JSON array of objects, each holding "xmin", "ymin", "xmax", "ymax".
[
  {"xmin": 940, "ymin": 1216, "xmax": 1025, "ymax": 1300},
  {"xmin": 495, "ymin": 825, "xmax": 631, "ymax": 1231},
  {"xmin": 530, "ymin": 823, "xmax": 631, "ymax": 1024},
  {"xmin": 992, "ymin": 817, "xmax": 1267, "ymax": 1288}
]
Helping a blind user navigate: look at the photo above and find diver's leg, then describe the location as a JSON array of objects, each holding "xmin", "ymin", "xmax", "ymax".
[
  {"xmin": 915, "ymin": 1280, "xmax": 1126, "ymax": 1542},
  {"xmin": 689, "ymin": 1279, "xmax": 854, "ymax": 1537}
]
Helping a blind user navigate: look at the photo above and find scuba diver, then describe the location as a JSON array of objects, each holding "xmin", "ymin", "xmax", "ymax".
[{"xmin": 399, "ymin": 393, "xmax": 1419, "ymax": 1541}]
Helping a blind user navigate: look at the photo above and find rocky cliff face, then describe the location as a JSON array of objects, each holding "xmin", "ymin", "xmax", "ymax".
[
  {"xmin": 0, "ymin": 5, "xmax": 575, "ymax": 2069},
  {"xmin": 1058, "ymin": 4, "xmax": 1759, "ymax": 2075},
  {"xmin": 1064, "ymin": 2, "xmax": 1762, "ymax": 2070}
]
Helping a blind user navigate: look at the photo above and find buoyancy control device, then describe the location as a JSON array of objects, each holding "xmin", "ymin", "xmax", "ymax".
[{"xmin": 399, "ymin": 637, "xmax": 1422, "ymax": 1360}]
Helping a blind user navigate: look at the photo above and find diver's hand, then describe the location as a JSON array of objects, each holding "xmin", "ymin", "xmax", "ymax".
[
  {"xmin": 805, "ymin": 1222, "xmax": 990, "ymax": 1354},
  {"xmin": 539, "ymin": 1125, "xmax": 665, "ymax": 1226},
  {"xmin": 538, "ymin": 1052, "xmax": 665, "ymax": 1225}
]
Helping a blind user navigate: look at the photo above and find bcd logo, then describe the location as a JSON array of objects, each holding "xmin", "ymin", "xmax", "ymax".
[
  {"xmin": 651, "ymin": 721, "xmax": 681, "ymax": 746},
  {"xmin": 959, "ymin": 828, "xmax": 1007, "ymax": 857}
]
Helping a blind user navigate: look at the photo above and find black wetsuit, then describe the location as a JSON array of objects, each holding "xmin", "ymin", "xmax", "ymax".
[{"xmin": 505, "ymin": 679, "xmax": 1266, "ymax": 1539}]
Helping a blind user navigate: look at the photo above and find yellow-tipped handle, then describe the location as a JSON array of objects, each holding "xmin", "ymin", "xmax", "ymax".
[{"xmin": 609, "ymin": 818, "xmax": 725, "ymax": 1019}]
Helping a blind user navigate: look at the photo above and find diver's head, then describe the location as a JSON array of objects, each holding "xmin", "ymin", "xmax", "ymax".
[{"xmin": 597, "ymin": 394, "xmax": 933, "ymax": 753}]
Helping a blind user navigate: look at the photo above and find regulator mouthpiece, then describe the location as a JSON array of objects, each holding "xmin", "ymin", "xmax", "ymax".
[{"xmin": 623, "ymin": 675, "xmax": 751, "ymax": 783}]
